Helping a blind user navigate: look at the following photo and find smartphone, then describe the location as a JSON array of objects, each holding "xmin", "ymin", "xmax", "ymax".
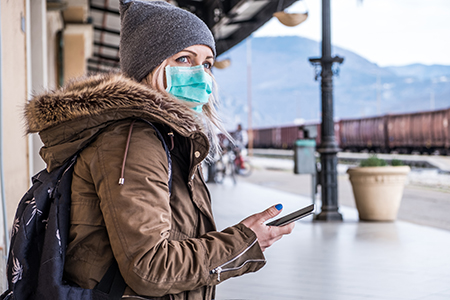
[{"xmin": 266, "ymin": 204, "xmax": 315, "ymax": 226}]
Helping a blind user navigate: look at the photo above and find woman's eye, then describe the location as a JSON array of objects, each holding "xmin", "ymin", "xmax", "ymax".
[
  {"xmin": 203, "ymin": 62, "xmax": 212, "ymax": 69},
  {"xmin": 176, "ymin": 56, "xmax": 189, "ymax": 64}
]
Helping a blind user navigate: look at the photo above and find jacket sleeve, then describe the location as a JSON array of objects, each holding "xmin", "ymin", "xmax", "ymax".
[{"xmin": 89, "ymin": 121, "xmax": 266, "ymax": 297}]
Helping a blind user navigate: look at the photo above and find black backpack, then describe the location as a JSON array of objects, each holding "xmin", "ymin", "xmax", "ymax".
[{"xmin": 1, "ymin": 120, "xmax": 172, "ymax": 300}]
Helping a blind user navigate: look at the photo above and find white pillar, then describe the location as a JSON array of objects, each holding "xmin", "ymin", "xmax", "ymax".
[{"xmin": 29, "ymin": 0, "xmax": 47, "ymax": 174}]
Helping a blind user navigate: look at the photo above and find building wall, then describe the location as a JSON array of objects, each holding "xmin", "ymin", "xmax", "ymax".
[
  {"xmin": 1, "ymin": 0, "xmax": 30, "ymax": 244},
  {"xmin": 0, "ymin": 0, "xmax": 92, "ymax": 250}
]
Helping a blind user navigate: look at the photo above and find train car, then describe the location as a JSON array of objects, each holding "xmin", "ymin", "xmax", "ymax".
[
  {"xmin": 359, "ymin": 116, "xmax": 387, "ymax": 152},
  {"xmin": 252, "ymin": 125, "xmax": 304, "ymax": 149},
  {"xmin": 252, "ymin": 127, "xmax": 275, "ymax": 148},
  {"xmin": 386, "ymin": 113, "xmax": 412, "ymax": 152},
  {"xmin": 279, "ymin": 125, "xmax": 302, "ymax": 149},
  {"xmin": 339, "ymin": 118, "xmax": 362, "ymax": 151},
  {"xmin": 430, "ymin": 108, "xmax": 450, "ymax": 154},
  {"xmin": 252, "ymin": 121, "xmax": 340, "ymax": 150},
  {"xmin": 387, "ymin": 108, "xmax": 450, "ymax": 154},
  {"xmin": 411, "ymin": 111, "xmax": 433, "ymax": 152},
  {"xmin": 252, "ymin": 125, "xmax": 301, "ymax": 149},
  {"xmin": 250, "ymin": 107, "xmax": 449, "ymax": 155}
]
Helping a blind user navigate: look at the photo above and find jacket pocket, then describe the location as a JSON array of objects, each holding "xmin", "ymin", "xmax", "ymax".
[{"xmin": 210, "ymin": 238, "xmax": 266, "ymax": 282}]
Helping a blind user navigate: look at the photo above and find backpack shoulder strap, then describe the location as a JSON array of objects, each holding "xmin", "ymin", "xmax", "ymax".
[{"xmin": 140, "ymin": 119, "xmax": 173, "ymax": 194}]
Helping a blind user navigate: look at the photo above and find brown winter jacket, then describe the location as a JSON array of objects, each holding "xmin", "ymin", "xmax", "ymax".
[{"xmin": 24, "ymin": 73, "xmax": 266, "ymax": 300}]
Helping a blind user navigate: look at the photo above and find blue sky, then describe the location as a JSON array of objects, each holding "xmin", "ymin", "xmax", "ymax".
[{"xmin": 254, "ymin": 0, "xmax": 450, "ymax": 67}]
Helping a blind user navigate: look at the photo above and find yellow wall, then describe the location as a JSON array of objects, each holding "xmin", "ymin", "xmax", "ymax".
[
  {"xmin": 1, "ymin": 0, "xmax": 30, "ymax": 238},
  {"xmin": 0, "ymin": 0, "xmax": 92, "ymax": 249},
  {"xmin": 63, "ymin": 24, "xmax": 93, "ymax": 83}
]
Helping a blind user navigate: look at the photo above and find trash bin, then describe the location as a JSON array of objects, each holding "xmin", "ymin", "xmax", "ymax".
[{"xmin": 294, "ymin": 139, "xmax": 316, "ymax": 174}]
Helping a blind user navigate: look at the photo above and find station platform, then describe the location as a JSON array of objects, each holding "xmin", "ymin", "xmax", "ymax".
[{"xmin": 207, "ymin": 165, "xmax": 450, "ymax": 300}]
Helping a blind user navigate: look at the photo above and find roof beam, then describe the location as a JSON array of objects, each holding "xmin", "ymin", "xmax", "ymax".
[
  {"xmin": 92, "ymin": 52, "xmax": 120, "ymax": 62},
  {"xmin": 94, "ymin": 41, "xmax": 120, "ymax": 51},
  {"xmin": 94, "ymin": 26, "xmax": 120, "ymax": 36},
  {"xmin": 90, "ymin": 5, "xmax": 120, "ymax": 15},
  {"xmin": 88, "ymin": 58, "xmax": 120, "ymax": 68}
]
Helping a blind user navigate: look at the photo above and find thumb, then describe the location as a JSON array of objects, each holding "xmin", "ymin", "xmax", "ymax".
[{"xmin": 258, "ymin": 204, "xmax": 283, "ymax": 223}]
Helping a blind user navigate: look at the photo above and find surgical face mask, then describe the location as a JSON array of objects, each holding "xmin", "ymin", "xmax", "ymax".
[{"xmin": 165, "ymin": 65, "xmax": 213, "ymax": 112}]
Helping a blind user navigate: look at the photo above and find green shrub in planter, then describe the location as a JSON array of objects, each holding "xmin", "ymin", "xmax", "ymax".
[
  {"xmin": 359, "ymin": 156, "xmax": 405, "ymax": 167},
  {"xmin": 359, "ymin": 156, "xmax": 387, "ymax": 167},
  {"xmin": 391, "ymin": 159, "xmax": 404, "ymax": 166}
]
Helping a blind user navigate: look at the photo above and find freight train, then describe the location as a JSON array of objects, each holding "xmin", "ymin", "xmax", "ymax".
[{"xmin": 250, "ymin": 107, "xmax": 450, "ymax": 155}]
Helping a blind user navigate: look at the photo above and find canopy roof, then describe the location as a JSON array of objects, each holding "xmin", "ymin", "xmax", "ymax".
[{"xmin": 88, "ymin": 0, "xmax": 297, "ymax": 73}]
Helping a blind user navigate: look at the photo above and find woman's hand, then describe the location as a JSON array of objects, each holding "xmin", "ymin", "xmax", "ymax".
[{"xmin": 240, "ymin": 204, "xmax": 295, "ymax": 252}]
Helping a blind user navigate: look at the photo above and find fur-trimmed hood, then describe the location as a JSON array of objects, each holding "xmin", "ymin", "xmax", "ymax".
[
  {"xmin": 25, "ymin": 73, "xmax": 202, "ymax": 134},
  {"xmin": 25, "ymin": 73, "xmax": 207, "ymax": 170}
]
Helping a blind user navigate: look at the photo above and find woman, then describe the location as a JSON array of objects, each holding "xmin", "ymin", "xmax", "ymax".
[{"xmin": 24, "ymin": 1, "xmax": 294, "ymax": 299}]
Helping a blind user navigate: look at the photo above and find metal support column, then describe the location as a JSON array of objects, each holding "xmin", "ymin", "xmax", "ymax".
[{"xmin": 309, "ymin": 0, "xmax": 343, "ymax": 221}]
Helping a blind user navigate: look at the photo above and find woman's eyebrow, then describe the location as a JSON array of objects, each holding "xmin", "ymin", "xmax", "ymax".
[
  {"xmin": 180, "ymin": 50, "xmax": 197, "ymax": 56},
  {"xmin": 178, "ymin": 50, "xmax": 214, "ymax": 60}
]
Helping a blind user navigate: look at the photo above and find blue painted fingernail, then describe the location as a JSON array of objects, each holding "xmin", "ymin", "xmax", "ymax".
[{"xmin": 275, "ymin": 204, "xmax": 283, "ymax": 211}]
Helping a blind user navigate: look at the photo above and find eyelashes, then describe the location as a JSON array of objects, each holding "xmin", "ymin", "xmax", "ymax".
[
  {"xmin": 175, "ymin": 56, "xmax": 213, "ymax": 69},
  {"xmin": 175, "ymin": 56, "xmax": 189, "ymax": 63}
]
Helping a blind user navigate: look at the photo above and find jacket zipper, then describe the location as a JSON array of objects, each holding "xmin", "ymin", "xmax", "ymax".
[{"xmin": 210, "ymin": 238, "xmax": 265, "ymax": 281}]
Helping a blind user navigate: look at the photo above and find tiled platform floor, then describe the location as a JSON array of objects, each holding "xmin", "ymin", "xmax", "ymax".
[{"xmin": 208, "ymin": 180, "xmax": 450, "ymax": 300}]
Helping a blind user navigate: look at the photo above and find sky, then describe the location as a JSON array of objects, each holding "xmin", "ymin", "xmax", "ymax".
[{"xmin": 253, "ymin": 0, "xmax": 450, "ymax": 67}]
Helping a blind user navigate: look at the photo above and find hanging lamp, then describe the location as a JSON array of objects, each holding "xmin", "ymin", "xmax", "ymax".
[
  {"xmin": 273, "ymin": 0, "xmax": 308, "ymax": 27},
  {"xmin": 213, "ymin": 59, "xmax": 231, "ymax": 69}
]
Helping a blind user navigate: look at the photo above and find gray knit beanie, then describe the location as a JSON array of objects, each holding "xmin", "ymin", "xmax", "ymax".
[{"xmin": 119, "ymin": 0, "xmax": 216, "ymax": 82}]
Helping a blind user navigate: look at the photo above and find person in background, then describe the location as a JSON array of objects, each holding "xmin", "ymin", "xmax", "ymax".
[
  {"xmin": 232, "ymin": 124, "xmax": 249, "ymax": 171},
  {"xmin": 233, "ymin": 123, "xmax": 249, "ymax": 150},
  {"xmin": 24, "ymin": 1, "xmax": 294, "ymax": 299}
]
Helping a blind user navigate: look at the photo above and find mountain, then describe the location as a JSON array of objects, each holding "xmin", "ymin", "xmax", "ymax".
[
  {"xmin": 213, "ymin": 36, "xmax": 450, "ymax": 130},
  {"xmin": 386, "ymin": 64, "xmax": 450, "ymax": 81}
]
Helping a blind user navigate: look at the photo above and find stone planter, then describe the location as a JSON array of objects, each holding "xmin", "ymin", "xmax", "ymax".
[{"xmin": 347, "ymin": 166, "xmax": 411, "ymax": 221}]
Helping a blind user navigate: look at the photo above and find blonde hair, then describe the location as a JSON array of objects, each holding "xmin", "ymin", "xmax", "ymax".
[{"xmin": 142, "ymin": 61, "xmax": 232, "ymax": 161}]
